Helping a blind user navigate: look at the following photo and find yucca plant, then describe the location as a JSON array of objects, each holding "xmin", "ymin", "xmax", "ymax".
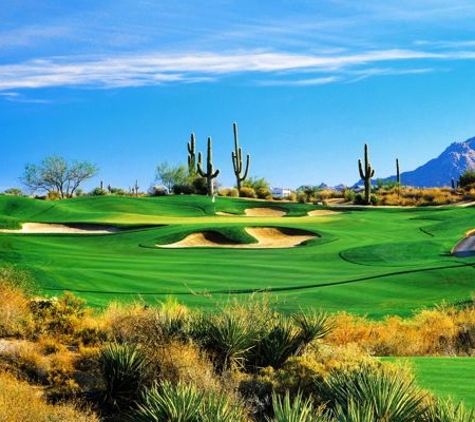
[
  {"xmin": 100, "ymin": 342, "xmax": 148, "ymax": 409},
  {"xmin": 293, "ymin": 310, "xmax": 334, "ymax": 355},
  {"xmin": 134, "ymin": 382, "xmax": 203, "ymax": 422},
  {"xmin": 424, "ymin": 398, "xmax": 475, "ymax": 422},
  {"xmin": 332, "ymin": 399, "xmax": 376, "ymax": 422},
  {"xmin": 202, "ymin": 391, "xmax": 247, "ymax": 422},
  {"xmin": 268, "ymin": 391, "xmax": 326, "ymax": 422},
  {"xmin": 318, "ymin": 366, "xmax": 427, "ymax": 422},
  {"xmin": 250, "ymin": 315, "xmax": 299, "ymax": 369},
  {"xmin": 192, "ymin": 312, "xmax": 257, "ymax": 370},
  {"xmin": 134, "ymin": 382, "xmax": 245, "ymax": 422}
]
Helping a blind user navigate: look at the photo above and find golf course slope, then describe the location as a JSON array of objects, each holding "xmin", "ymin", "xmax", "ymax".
[{"xmin": 0, "ymin": 194, "xmax": 474, "ymax": 315}]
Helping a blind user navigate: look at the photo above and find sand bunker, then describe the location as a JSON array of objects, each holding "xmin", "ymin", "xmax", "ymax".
[
  {"xmin": 216, "ymin": 211, "xmax": 240, "ymax": 216},
  {"xmin": 159, "ymin": 227, "xmax": 316, "ymax": 249},
  {"xmin": 0, "ymin": 223, "xmax": 120, "ymax": 234},
  {"xmin": 244, "ymin": 207, "xmax": 288, "ymax": 217},
  {"xmin": 307, "ymin": 210, "xmax": 341, "ymax": 217}
]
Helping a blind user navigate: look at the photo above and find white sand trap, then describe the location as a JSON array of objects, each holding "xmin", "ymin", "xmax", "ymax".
[
  {"xmin": 216, "ymin": 211, "xmax": 240, "ymax": 216},
  {"xmin": 244, "ymin": 207, "xmax": 288, "ymax": 217},
  {"xmin": 0, "ymin": 223, "xmax": 120, "ymax": 234},
  {"xmin": 159, "ymin": 227, "xmax": 316, "ymax": 249},
  {"xmin": 307, "ymin": 210, "xmax": 341, "ymax": 217},
  {"xmin": 452, "ymin": 229, "xmax": 475, "ymax": 257}
]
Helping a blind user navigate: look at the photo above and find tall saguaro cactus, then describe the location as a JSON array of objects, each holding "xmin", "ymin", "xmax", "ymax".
[
  {"xmin": 187, "ymin": 133, "xmax": 197, "ymax": 175},
  {"xmin": 358, "ymin": 143, "xmax": 375, "ymax": 205},
  {"xmin": 231, "ymin": 122, "xmax": 250, "ymax": 191},
  {"xmin": 396, "ymin": 158, "xmax": 401, "ymax": 186},
  {"xmin": 197, "ymin": 137, "xmax": 220, "ymax": 196}
]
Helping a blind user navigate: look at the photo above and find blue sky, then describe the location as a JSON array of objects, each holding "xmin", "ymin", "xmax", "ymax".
[{"xmin": 2, "ymin": 0, "xmax": 475, "ymax": 191}]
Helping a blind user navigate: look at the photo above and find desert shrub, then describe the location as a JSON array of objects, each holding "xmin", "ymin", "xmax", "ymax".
[
  {"xmin": 317, "ymin": 365, "xmax": 427, "ymax": 421},
  {"xmin": 135, "ymin": 382, "xmax": 246, "ymax": 422},
  {"xmin": 30, "ymin": 292, "xmax": 90, "ymax": 342},
  {"xmin": 459, "ymin": 169, "xmax": 475, "ymax": 189},
  {"xmin": 297, "ymin": 191, "xmax": 307, "ymax": 204},
  {"xmin": 256, "ymin": 187, "xmax": 272, "ymax": 199},
  {"xmin": 47, "ymin": 351, "xmax": 81, "ymax": 397},
  {"xmin": 288, "ymin": 192, "xmax": 297, "ymax": 202},
  {"xmin": 269, "ymin": 391, "xmax": 323, "ymax": 422},
  {"xmin": 46, "ymin": 190, "xmax": 62, "ymax": 200},
  {"xmin": 0, "ymin": 268, "xmax": 32, "ymax": 337},
  {"xmin": 192, "ymin": 176, "xmax": 208, "ymax": 195},
  {"xmin": 173, "ymin": 183, "xmax": 194, "ymax": 194},
  {"xmin": 90, "ymin": 187, "xmax": 108, "ymax": 196},
  {"xmin": 219, "ymin": 188, "xmax": 239, "ymax": 197},
  {"xmin": 239, "ymin": 187, "xmax": 257, "ymax": 198},
  {"xmin": 424, "ymin": 398, "xmax": 475, "ymax": 422},
  {"xmin": 343, "ymin": 190, "xmax": 356, "ymax": 203},
  {"xmin": 369, "ymin": 194, "xmax": 380, "ymax": 206},
  {"xmin": 0, "ymin": 371, "xmax": 99, "ymax": 422},
  {"xmin": 99, "ymin": 342, "xmax": 148, "ymax": 409},
  {"xmin": 192, "ymin": 311, "xmax": 258, "ymax": 371}
]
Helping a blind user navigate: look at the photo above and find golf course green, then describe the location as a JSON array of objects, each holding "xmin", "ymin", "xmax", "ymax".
[{"xmin": 0, "ymin": 194, "xmax": 474, "ymax": 316}]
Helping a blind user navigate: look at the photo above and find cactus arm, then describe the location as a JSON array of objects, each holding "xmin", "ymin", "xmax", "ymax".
[
  {"xmin": 358, "ymin": 159, "xmax": 364, "ymax": 180},
  {"xmin": 242, "ymin": 154, "xmax": 250, "ymax": 181}
]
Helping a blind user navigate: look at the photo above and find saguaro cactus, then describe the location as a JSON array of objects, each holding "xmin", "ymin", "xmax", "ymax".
[
  {"xmin": 358, "ymin": 143, "xmax": 375, "ymax": 205},
  {"xmin": 396, "ymin": 158, "xmax": 401, "ymax": 198},
  {"xmin": 134, "ymin": 180, "xmax": 139, "ymax": 196},
  {"xmin": 451, "ymin": 177, "xmax": 456, "ymax": 189},
  {"xmin": 231, "ymin": 122, "xmax": 250, "ymax": 191},
  {"xmin": 197, "ymin": 137, "xmax": 220, "ymax": 196},
  {"xmin": 187, "ymin": 133, "xmax": 197, "ymax": 175}
]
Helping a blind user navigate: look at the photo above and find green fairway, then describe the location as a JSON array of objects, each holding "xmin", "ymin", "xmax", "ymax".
[
  {"xmin": 382, "ymin": 357, "xmax": 475, "ymax": 408},
  {"xmin": 0, "ymin": 195, "xmax": 475, "ymax": 316}
]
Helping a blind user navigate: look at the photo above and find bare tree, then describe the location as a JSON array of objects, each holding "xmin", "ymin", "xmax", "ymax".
[{"xmin": 22, "ymin": 155, "xmax": 98, "ymax": 198}]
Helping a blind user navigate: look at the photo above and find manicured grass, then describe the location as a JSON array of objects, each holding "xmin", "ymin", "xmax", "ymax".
[
  {"xmin": 382, "ymin": 357, "xmax": 475, "ymax": 408},
  {"xmin": 0, "ymin": 195, "xmax": 474, "ymax": 316}
]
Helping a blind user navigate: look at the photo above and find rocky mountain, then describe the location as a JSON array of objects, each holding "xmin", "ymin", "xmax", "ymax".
[{"xmin": 384, "ymin": 136, "xmax": 475, "ymax": 187}]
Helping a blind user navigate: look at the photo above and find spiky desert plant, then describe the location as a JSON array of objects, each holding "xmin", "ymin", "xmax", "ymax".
[
  {"xmin": 231, "ymin": 122, "xmax": 250, "ymax": 191},
  {"xmin": 192, "ymin": 311, "xmax": 256, "ymax": 370},
  {"xmin": 250, "ymin": 315, "xmax": 299, "ymax": 369},
  {"xmin": 424, "ymin": 398, "xmax": 475, "ymax": 422},
  {"xmin": 202, "ymin": 391, "xmax": 247, "ymax": 422},
  {"xmin": 268, "ymin": 391, "xmax": 325, "ymax": 422},
  {"xmin": 358, "ymin": 144, "xmax": 375, "ymax": 205},
  {"xmin": 451, "ymin": 177, "xmax": 456, "ymax": 190},
  {"xmin": 197, "ymin": 137, "xmax": 220, "ymax": 196},
  {"xmin": 187, "ymin": 133, "xmax": 197, "ymax": 175},
  {"xmin": 134, "ymin": 180, "xmax": 139, "ymax": 196},
  {"xmin": 134, "ymin": 382, "xmax": 203, "ymax": 422},
  {"xmin": 332, "ymin": 399, "xmax": 375, "ymax": 422},
  {"xmin": 318, "ymin": 366, "xmax": 427, "ymax": 422},
  {"xmin": 293, "ymin": 310, "xmax": 334, "ymax": 355},
  {"xmin": 100, "ymin": 342, "xmax": 148, "ymax": 409}
]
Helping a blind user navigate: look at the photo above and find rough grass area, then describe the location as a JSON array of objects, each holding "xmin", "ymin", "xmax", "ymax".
[
  {"xmin": 0, "ymin": 195, "xmax": 474, "ymax": 316},
  {"xmin": 382, "ymin": 357, "xmax": 475, "ymax": 408}
]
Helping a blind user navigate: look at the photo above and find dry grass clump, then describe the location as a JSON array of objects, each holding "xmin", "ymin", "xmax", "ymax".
[
  {"xmin": 328, "ymin": 306, "xmax": 475, "ymax": 356},
  {"xmin": 0, "ymin": 371, "xmax": 99, "ymax": 422},
  {"xmin": 378, "ymin": 187, "xmax": 462, "ymax": 206}
]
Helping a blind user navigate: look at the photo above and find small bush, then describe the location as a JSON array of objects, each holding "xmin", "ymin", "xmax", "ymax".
[
  {"xmin": 0, "ymin": 371, "xmax": 99, "ymax": 422},
  {"xmin": 90, "ymin": 187, "xmax": 108, "ymax": 196},
  {"xmin": 149, "ymin": 185, "xmax": 169, "ymax": 196},
  {"xmin": 239, "ymin": 187, "xmax": 257, "ymax": 198},
  {"xmin": 219, "ymin": 188, "xmax": 239, "ymax": 197},
  {"xmin": 269, "ymin": 391, "xmax": 323, "ymax": 422},
  {"xmin": 46, "ymin": 190, "xmax": 62, "ymax": 200},
  {"xmin": 256, "ymin": 187, "xmax": 272, "ymax": 199}
]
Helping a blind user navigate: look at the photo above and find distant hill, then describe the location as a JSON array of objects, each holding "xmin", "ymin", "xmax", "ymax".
[{"xmin": 383, "ymin": 136, "xmax": 475, "ymax": 188}]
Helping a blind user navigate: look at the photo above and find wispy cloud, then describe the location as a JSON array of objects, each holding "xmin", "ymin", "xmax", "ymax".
[
  {"xmin": 0, "ymin": 48, "xmax": 454, "ymax": 91},
  {"xmin": 258, "ymin": 76, "xmax": 340, "ymax": 86}
]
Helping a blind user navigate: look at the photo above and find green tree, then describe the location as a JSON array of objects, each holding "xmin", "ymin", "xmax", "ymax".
[
  {"xmin": 458, "ymin": 169, "xmax": 475, "ymax": 188},
  {"xmin": 155, "ymin": 162, "xmax": 189, "ymax": 193},
  {"xmin": 21, "ymin": 155, "xmax": 98, "ymax": 199}
]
